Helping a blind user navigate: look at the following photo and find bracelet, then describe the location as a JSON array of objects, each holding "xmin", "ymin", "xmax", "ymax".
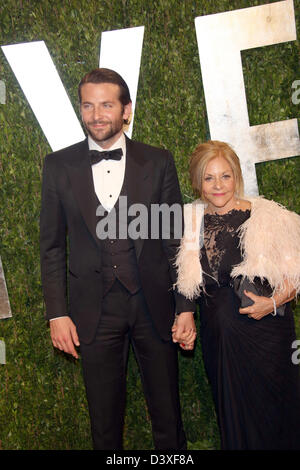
[{"xmin": 271, "ymin": 297, "xmax": 277, "ymax": 316}]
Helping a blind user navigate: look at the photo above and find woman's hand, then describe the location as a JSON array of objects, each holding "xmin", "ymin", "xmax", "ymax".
[
  {"xmin": 172, "ymin": 312, "xmax": 197, "ymax": 350},
  {"xmin": 239, "ymin": 290, "xmax": 275, "ymax": 320},
  {"xmin": 239, "ymin": 279, "xmax": 296, "ymax": 320}
]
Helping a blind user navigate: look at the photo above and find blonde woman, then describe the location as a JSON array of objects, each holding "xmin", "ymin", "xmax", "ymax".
[{"xmin": 174, "ymin": 140, "xmax": 300, "ymax": 450}]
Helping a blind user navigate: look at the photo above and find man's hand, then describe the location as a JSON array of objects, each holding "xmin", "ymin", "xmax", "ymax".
[
  {"xmin": 172, "ymin": 312, "xmax": 196, "ymax": 351},
  {"xmin": 50, "ymin": 317, "xmax": 80, "ymax": 359}
]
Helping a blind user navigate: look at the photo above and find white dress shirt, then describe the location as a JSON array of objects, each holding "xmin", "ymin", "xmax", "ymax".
[{"xmin": 89, "ymin": 133, "xmax": 126, "ymax": 212}]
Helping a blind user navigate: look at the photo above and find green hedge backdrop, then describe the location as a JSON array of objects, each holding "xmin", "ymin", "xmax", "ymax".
[{"xmin": 0, "ymin": 0, "xmax": 299, "ymax": 450}]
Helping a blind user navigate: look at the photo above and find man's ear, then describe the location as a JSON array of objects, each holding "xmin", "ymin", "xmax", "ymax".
[{"xmin": 123, "ymin": 101, "xmax": 132, "ymax": 124}]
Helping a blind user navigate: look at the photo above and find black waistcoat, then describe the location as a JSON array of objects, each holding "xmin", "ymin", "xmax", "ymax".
[{"xmin": 96, "ymin": 162, "xmax": 141, "ymax": 296}]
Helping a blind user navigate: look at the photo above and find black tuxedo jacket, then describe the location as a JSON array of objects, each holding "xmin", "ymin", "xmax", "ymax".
[{"xmin": 40, "ymin": 136, "xmax": 192, "ymax": 343}]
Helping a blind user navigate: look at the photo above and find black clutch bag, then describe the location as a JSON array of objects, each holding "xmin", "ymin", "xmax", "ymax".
[{"xmin": 232, "ymin": 276, "xmax": 285, "ymax": 316}]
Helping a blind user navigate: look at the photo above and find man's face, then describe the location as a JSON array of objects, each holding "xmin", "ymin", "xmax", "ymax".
[{"xmin": 80, "ymin": 82, "xmax": 132, "ymax": 149}]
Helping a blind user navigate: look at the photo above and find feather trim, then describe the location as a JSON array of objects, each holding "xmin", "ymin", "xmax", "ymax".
[
  {"xmin": 231, "ymin": 196, "xmax": 300, "ymax": 295},
  {"xmin": 175, "ymin": 201, "xmax": 204, "ymax": 299},
  {"xmin": 176, "ymin": 197, "xmax": 300, "ymax": 299}
]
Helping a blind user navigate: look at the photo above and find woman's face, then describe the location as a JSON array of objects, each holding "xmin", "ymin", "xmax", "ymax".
[{"xmin": 202, "ymin": 156, "xmax": 236, "ymax": 214}]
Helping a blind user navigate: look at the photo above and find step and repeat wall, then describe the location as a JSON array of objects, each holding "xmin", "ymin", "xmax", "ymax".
[{"xmin": 0, "ymin": 0, "xmax": 299, "ymax": 449}]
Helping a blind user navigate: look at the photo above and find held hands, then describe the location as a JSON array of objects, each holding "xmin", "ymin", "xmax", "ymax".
[
  {"xmin": 239, "ymin": 290, "xmax": 274, "ymax": 320},
  {"xmin": 50, "ymin": 316, "xmax": 80, "ymax": 359},
  {"xmin": 172, "ymin": 312, "xmax": 196, "ymax": 351}
]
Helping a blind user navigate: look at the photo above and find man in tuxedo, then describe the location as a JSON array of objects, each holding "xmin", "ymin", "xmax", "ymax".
[{"xmin": 40, "ymin": 68, "xmax": 196, "ymax": 450}]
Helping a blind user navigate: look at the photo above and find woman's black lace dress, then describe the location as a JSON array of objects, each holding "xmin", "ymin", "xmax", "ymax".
[{"xmin": 198, "ymin": 209, "xmax": 300, "ymax": 450}]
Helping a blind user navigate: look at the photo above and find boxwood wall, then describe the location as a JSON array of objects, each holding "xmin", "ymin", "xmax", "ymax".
[{"xmin": 0, "ymin": 0, "xmax": 299, "ymax": 450}]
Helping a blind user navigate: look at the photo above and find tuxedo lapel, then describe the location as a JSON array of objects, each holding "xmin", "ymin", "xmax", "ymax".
[
  {"xmin": 125, "ymin": 137, "xmax": 153, "ymax": 260},
  {"xmin": 125, "ymin": 137, "xmax": 153, "ymax": 208},
  {"xmin": 64, "ymin": 139, "xmax": 100, "ymax": 246}
]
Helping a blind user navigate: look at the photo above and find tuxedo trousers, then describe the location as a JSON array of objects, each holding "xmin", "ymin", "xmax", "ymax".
[{"xmin": 80, "ymin": 279, "xmax": 186, "ymax": 450}]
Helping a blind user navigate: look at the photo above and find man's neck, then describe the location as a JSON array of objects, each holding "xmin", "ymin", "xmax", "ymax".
[
  {"xmin": 88, "ymin": 133, "xmax": 125, "ymax": 152},
  {"xmin": 91, "ymin": 130, "xmax": 124, "ymax": 150}
]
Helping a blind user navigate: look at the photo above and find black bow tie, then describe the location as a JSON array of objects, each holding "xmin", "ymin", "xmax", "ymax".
[{"xmin": 89, "ymin": 148, "xmax": 123, "ymax": 165}]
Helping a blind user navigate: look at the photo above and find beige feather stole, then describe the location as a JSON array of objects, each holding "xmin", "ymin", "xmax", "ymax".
[{"xmin": 175, "ymin": 197, "xmax": 300, "ymax": 300}]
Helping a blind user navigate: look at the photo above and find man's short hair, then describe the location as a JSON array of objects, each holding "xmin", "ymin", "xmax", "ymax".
[{"xmin": 78, "ymin": 68, "xmax": 131, "ymax": 106}]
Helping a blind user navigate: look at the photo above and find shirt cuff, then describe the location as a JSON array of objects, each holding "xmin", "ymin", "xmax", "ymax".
[{"xmin": 49, "ymin": 316, "xmax": 67, "ymax": 321}]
